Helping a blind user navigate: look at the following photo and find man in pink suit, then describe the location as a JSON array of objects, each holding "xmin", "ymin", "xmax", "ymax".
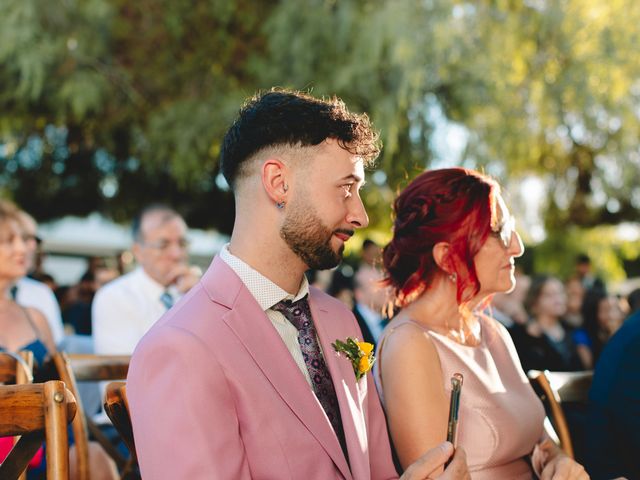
[{"xmin": 127, "ymin": 90, "xmax": 469, "ymax": 479}]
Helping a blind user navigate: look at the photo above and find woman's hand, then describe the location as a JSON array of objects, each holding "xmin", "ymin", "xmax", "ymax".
[{"xmin": 532, "ymin": 439, "xmax": 589, "ymax": 479}]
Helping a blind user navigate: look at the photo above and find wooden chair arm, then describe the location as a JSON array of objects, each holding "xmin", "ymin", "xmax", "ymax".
[
  {"xmin": 0, "ymin": 381, "xmax": 77, "ymax": 480},
  {"xmin": 0, "ymin": 383, "xmax": 77, "ymax": 436}
]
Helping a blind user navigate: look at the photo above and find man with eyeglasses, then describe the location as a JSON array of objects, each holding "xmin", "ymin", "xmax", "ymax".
[
  {"xmin": 13, "ymin": 208, "xmax": 66, "ymax": 346},
  {"xmin": 92, "ymin": 204, "xmax": 201, "ymax": 357}
]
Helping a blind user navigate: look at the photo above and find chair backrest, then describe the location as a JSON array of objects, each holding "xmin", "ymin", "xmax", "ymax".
[
  {"xmin": 528, "ymin": 369, "xmax": 593, "ymax": 459},
  {"xmin": 104, "ymin": 381, "xmax": 138, "ymax": 478},
  {"xmin": 52, "ymin": 352, "xmax": 130, "ymax": 480},
  {"xmin": 0, "ymin": 351, "xmax": 34, "ymax": 385},
  {"xmin": 1, "ymin": 351, "xmax": 35, "ymax": 480},
  {"xmin": 0, "ymin": 380, "xmax": 77, "ymax": 480}
]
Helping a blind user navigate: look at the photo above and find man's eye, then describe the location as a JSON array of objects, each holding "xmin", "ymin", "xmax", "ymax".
[{"xmin": 341, "ymin": 184, "xmax": 353, "ymax": 194}]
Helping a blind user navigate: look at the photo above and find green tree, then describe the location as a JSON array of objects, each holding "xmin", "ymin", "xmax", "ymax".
[{"xmin": 1, "ymin": 0, "xmax": 639, "ymax": 249}]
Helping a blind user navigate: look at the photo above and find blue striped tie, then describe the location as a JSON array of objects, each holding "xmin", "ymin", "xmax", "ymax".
[{"xmin": 160, "ymin": 291, "xmax": 174, "ymax": 310}]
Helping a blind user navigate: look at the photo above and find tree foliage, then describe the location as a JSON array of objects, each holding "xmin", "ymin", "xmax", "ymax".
[{"xmin": 1, "ymin": 0, "xmax": 639, "ymax": 254}]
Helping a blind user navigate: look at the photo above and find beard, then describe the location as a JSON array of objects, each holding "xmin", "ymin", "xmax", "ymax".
[{"xmin": 280, "ymin": 197, "xmax": 349, "ymax": 270}]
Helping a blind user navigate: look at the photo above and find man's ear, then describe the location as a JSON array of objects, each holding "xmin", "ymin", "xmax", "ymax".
[
  {"xmin": 261, "ymin": 158, "xmax": 289, "ymax": 204},
  {"xmin": 131, "ymin": 242, "xmax": 143, "ymax": 264},
  {"xmin": 432, "ymin": 242, "xmax": 453, "ymax": 274}
]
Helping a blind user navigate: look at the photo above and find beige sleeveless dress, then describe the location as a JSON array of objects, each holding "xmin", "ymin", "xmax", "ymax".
[{"xmin": 375, "ymin": 315, "xmax": 544, "ymax": 479}]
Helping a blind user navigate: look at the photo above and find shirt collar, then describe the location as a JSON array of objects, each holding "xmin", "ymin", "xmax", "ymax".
[
  {"xmin": 134, "ymin": 266, "xmax": 174, "ymax": 298},
  {"xmin": 219, "ymin": 244, "xmax": 309, "ymax": 311}
]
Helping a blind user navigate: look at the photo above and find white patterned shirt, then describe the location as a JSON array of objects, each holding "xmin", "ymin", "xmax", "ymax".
[{"xmin": 219, "ymin": 244, "xmax": 312, "ymax": 386}]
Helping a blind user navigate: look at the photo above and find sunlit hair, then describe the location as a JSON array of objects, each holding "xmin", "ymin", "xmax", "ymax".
[
  {"xmin": 383, "ymin": 168, "xmax": 500, "ymax": 311},
  {"xmin": 0, "ymin": 199, "xmax": 22, "ymax": 240},
  {"xmin": 220, "ymin": 88, "xmax": 380, "ymax": 189}
]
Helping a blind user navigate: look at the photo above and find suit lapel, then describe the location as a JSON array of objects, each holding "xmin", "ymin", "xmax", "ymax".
[
  {"xmin": 204, "ymin": 258, "xmax": 351, "ymax": 479},
  {"xmin": 310, "ymin": 291, "xmax": 370, "ymax": 480}
]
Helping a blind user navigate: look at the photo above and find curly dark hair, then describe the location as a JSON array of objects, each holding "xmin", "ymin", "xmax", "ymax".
[{"xmin": 220, "ymin": 88, "xmax": 380, "ymax": 189}]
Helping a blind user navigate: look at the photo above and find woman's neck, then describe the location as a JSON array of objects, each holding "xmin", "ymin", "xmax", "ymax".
[
  {"xmin": 536, "ymin": 313, "xmax": 560, "ymax": 329},
  {"xmin": 0, "ymin": 280, "xmax": 15, "ymax": 302},
  {"xmin": 402, "ymin": 277, "xmax": 483, "ymax": 345}
]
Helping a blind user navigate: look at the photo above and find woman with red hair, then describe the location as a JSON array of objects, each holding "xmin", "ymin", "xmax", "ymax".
[{"xmin": 375, "ymin": 168, "xmax": 587, "ymax": 479}]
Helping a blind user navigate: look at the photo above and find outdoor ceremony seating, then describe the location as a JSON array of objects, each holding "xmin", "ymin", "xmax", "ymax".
[
  {"xmin": 104, "ymin": 382, "xmax": 138, "ymax": 480},
  {"xmin": 528, "ymin": 369, "xmax": 594, "ymax": 459},
  {"xmin": 0, "ymin": 380, "xmax": 77, "ymax": 479},
  {"xmin": 53, "ymin": 352, "xmax": 130, "ymax": 480}
]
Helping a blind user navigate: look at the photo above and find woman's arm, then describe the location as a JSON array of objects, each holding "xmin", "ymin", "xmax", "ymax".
[{"xmin": 379, "ymin": 321, "xmax": 448, "ymax": 471}]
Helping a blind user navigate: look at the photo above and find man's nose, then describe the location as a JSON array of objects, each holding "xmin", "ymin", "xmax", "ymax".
[{"xmin": 346, "ymin": 195, "xmax": 369, "ymax": 229}]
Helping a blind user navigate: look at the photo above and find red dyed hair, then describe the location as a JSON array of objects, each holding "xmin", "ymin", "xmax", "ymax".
[{"xmin": 383, "ymin": 168, "xmax": 500, "ymax": 308}]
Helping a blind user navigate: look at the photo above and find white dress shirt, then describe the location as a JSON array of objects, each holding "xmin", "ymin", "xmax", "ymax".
[
  {"xmin": 15, "ymin": 276, "xmax": 65, "ymax": 346},
  {"xmin": 219, "ymin": 244, "xmax": 313, "ymax": 386},
  {"xmin": 92, "ymin": 267, "xmax": 178, "ymax": 355}
]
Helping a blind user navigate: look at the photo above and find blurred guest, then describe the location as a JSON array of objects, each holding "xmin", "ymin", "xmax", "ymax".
[
  {"xmin": 563, "ymin": 276, "xmax": 592, "ymax": 368},
  {"xmin": 307, "ymin": 268, "xmax": 333, "ymax": 291},
  {"xmin": 361, "ymin": 238, "xmax": 381, "ymax": 268},
  {"xmin": 627, "ymin": 287, "xmax": 640, "ymax": 315},
  {"xmin": 353, "ymin": 239, "xmax": 388, "ymax": 345},
  {"xmin": 491, "ymin": 267, "xmax": 530, "ymax": 328},
  {"xmin": 512, "ymin": 275, "xmax": 586, "ymax": 372},
  {"xmin": 575, "ymin": 253, "xmax": 605, "ymax": 292},
  {"xmin": 12, "ymin": 208, "xmax": 65, "ymax": 347},
  {"xmin": 581, "ymin": 288, "xmax": 625, "ymax": 365},
  {"xmin": 95, "ymin": 265, "xmax": 119, "ymax": 288},
  {"xmin": 0, "ymin": 200, "xmax": 56, "ymax": 364},
  {"xmin": 564, "ymin": 276, "xmax": 586, "ymax": 328},
  {"xmin": 63, "ymin": 271, "xmax": 98, "ymax": 336},
  {"xmin": 92, "ymin": 205, "xmax": 200, "ymax": 355},
  {"xmin": 376, "ymin": 169, "xmax": 586, "ymax": 479},
  {"xmin": 326, "ymin": 266, "xmax": 355, "ymax": 310},
  {"xmin": 585, "ymin": 308, "xmax": 640, "ymax": 479},
  {"xmin": 0, "ymin": 203, "xmax": 55, "ymax": 480}
]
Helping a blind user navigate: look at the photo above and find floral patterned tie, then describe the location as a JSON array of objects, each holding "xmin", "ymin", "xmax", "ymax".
[{"xmin": 273, "ymin": 296, "xmax": 347, "ymax": 456}]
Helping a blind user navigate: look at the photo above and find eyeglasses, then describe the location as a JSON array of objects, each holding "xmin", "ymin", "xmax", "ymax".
[
  {"xmin": 490, "ymin": 215, "xmax": 516, "ymax": 249},
  {"xmin": 142, "ymin": 238, "xmax": 190, "ymax": 251}
]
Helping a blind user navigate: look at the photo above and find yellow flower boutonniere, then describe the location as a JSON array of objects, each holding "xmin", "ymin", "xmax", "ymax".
[{"xmin": 332, "ymin": 337, "xmax": 376, "ymax": 381}]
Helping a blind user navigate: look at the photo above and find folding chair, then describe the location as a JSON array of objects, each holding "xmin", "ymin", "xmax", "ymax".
[
  {"xmin": 0, "ymin": 380, "xmax": 77, "ymax": 479},
  {"xmin": 1, "ymin": 350, "xmax": 35, "ymax": 480},
  {"xmin": 528, "ymin": 369, "xmax": 593, "ymax": 459},
  {"xmin": 0, "ymin": 351, "xmax": 34, "ymax": 386},
  {"xmin": 52, "ymin": 352, "xmax": 130, "ymax": 480},
  {"xmin": 104, "ymin": 382, "xmax": 139, "ymax": 479}
]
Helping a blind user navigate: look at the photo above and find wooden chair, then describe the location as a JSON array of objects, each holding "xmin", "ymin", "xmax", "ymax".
[
  {"xmin": 528, "ymin": 369, "xmax": 594, "ymax": 459},
  {"xmin": 0, "ymin": 351, "xmax": 34, "ymax": 386},
  {"xmin": 0, "ymin": 380, "xmax": 77, "ymax": 479},
  {"xmin": 104, "ymin": 382, "xmax": 138, "ymax": 479},
  {"xmin": 52, "ymin": 352, "xmax": 130, "ymax": 480},
  {"xmin": 1, "ymin": 351, "xmax": 35, "ymax": 480}
]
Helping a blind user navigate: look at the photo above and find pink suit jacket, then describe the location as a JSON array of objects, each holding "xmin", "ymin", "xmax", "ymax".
[{"xmin": 127, "ymin": 256, "xmax": 398, "ymax": 479}]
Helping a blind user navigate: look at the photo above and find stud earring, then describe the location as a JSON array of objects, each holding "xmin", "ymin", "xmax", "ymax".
[
  {"xmin": 449, "ymin": 273, "xmax": 457, "ymax": 283},
  {"xmin": 283, "ymin": 184, "xmax": 289, "ymax": 192},
  {"xmin": 276, "ymin": 201, "xmax": 285, "ymax": 209}
]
